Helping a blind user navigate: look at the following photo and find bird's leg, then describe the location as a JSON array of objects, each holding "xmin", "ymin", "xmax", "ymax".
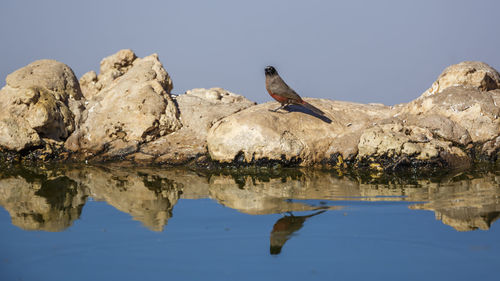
[{"xmin": 270, "ymin": 103, "xmax": 287, "ymax": 112}]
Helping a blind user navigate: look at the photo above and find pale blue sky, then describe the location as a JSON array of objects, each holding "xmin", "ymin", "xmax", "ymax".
[{"xmin": 1, "ymin": 0, "xmax": 499, "ymax": 105}]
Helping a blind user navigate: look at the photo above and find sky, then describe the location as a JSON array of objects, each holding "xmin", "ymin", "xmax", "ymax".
[{"xmin": 1, "ymin": 0, "xmax": 499, "ymax": 105}]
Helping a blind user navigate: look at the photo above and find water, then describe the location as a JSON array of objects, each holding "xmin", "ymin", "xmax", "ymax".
[{"xmin": 0, "ymin": 164, "xmax": 499, "ymax": 281}]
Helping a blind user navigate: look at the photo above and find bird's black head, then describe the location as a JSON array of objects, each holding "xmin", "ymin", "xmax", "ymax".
[{"xmin": 265, "ymin": 66, "xmax": 277, "ymax": 76}]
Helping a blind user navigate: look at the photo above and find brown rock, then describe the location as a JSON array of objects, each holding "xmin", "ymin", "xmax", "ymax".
[
  {"xmin": 65, "ymin": 50, "xmax": 181, "ymax": 158},
  {"xmin": 79, "ymin": 70, "xmax": 99, "ymax": 100},
  {"xmin": 401, "ymin": 86, "xmax": 500, "ymax": 143},
  {"xmin": 357, "ymin": 121, "xmax": 471, "ymax": 169},
  {"xmin": 0, "ymin": 60, "xmax": 84, "ymax": 151},
  {"xmin": 207, "ymin": 99, "xmax": 395, "ymax": 165},
  {"xmin": 420, "ymin": 61, "xmax": 500, "ymax": 99},
  {"xmin": 406, "ymin": 114, "xmax": 472, "ymax": 146},
  {"xmin": 0, "ymin": 118, "xmax": 41, "ymax": 151}
]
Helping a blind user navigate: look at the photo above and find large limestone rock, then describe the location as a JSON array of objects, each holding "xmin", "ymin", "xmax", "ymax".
[
  {"xmin": 401, "ymin": 86, "xmax": 500, "ymax": 143},
  {"xmin": 207, "ymin": 99, "xmax": 395, "ymax": 165},
  {"xmin": 66, "ymin": 50, "xmax": 181, "ymax": 158},
  {"xmin": 357, "ymin": 61, "xmax": 500, "ymax": 169},
  {"xmin": 0, "ymin": 60, "xmax": 85, "ymax": 151},
  {"xmin": 357, "ymin": 121, "xmax": 471, "ymax": 170},
  {"xmin": 421, "ymin": 61, "xmax": 500, "ymax": 98},
  {"xmin": 128, "ymin": 88, "xmax": 256, "ymax": 164},
  {"xmin": 0, "ymin": 118, "xmax": 41, "ymax": 151},
  {"xmin": 386, "ymin": 61, "xmax": 500, "ymax": 165}
]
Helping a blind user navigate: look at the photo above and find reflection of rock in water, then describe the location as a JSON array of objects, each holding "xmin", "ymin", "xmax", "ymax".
[
  {"xmin": 410, "ymin": 175, "xmax": 500, "ymax": 231},
  {"xmin": 1, "ymin": 165, "xmax": 500, "ymax": 233},
  {"xmin": 435, "ymin": 209, "xmax": 500, "ymax": 232},
  {"xmin": 209, "ymin": 169, "xmax": 500, "ymax": 232},
  {"xmin": 0, "ymin": 168, "xmax": 87, "ymax": 231},
  {"xmin": 67, "ymin": 166, "xmax": 183, "ymax": 231},
  {"xmin": 208, "ymin": 175, "xmax": 328, "ymax": 214},
  {"xmin": 270, "ymin": 210, "xmax": 325, "ymax": 255}
]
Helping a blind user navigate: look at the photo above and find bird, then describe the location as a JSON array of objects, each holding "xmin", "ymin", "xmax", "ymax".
[
  {"xmin": 270, "ymin": 210, "xmax": 326, "ymax": 255},
  {"xmin": 265, "ymin": 66, "xmax": 324, "ymax": 115}
]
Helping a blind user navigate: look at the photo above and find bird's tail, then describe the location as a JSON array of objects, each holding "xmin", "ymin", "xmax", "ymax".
[{"xmin": 301, "ymin": 100, "xmax": 325, "ymax": 115}]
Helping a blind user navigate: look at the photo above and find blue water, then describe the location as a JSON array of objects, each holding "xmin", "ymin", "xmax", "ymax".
[{"xmin": 0, "ymin": 167, "xmax": 499, "ymax": 281}]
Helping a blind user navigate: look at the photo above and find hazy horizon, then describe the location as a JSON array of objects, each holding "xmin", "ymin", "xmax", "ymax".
[{"xmin": 1, "ymin": 0, "xmax": 499, "ymax": 105}]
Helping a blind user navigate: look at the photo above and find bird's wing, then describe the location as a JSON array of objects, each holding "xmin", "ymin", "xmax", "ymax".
[{"xmin": 269, "ymin": 76, "xmax": 302, "ymax": 101}]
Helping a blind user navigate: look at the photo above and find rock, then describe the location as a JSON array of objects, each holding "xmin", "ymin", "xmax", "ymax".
[
  {"xmin": 79, "ymin": 70, "xmax": 99, "ymax": 100},
  {"xmin": 0, "ymin": 118, "xmax": 41, "ymax": 151},
  {"xmin": 481, "ymin": 136, "xmax": 500, "ymax": 160},
  {"xmin": 420, "ymin": 61, "xmax": 500, "ymax": 98},
  {"xmin": 207, "ymin": 99, "xmax": 395, "ymax": 165},
  {"xmin": 1, "ymin": 55, "xmax": 499, "ymax": 170},
  {"xmin": 0, "ymin": 60, "xmax": 85, "ymax": 151},
  {"xmin": 406, "ymin": 114, "xmax": 472, "ymax": 146},
  {"xmin": 357, "ymin": 121, "xmax": 471, "ymax": 170},
  {"xmin": 98, "ymin": 49, "xmax": 137, "ymax": 88},
  {"xmin": 401, "ymin": 86, "xmax": 500, "ymax": 143},
  {"xmin": 79, "ymin": 49, "xmax": 138, "ymax": 99},
  {"xmin": 65, "ymin": 50, "xmax": 181, "ymax": 159},
  {"xmin": 127, "ymin": 88, "xmax": 255, "ymax": 164}
]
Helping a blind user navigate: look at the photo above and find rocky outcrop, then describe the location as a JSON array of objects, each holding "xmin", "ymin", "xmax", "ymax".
[
  {"xmin": 207, "ymin": 100, "xmax": 395, "ymax": 166},
  {"xmin": 0, "ymin": 52, "xmax": 499, "ymax": 170},
  {"xmin": 65, "ymin": 50, "xmax": 181, "ymax": 159},
  {"xmin": 0, "ymin": 60, "xmax": 84, "ymax": 152},
  {"xmin": 65, "ymin": 50, "xmax": 255, "ymax": 163},
  {"xmin": 207, "ymin": 61, "xmax": 500, "ymax": 169}
]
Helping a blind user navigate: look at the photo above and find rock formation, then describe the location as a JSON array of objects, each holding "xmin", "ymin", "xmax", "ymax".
[
  {"xmin": 0, "ymin": 59, "xmax": 84, "ymax": 152},
  {"xmin": 0, "ymin": 50, "xmax": 499, "ymax": 171},
  {"xmin": 207, "ymin": 61, "xmax": 500, "ymax": 169},
  {"xmin": 65, "ymin": 49, "xmax": 181, "ymax": 159},
  {"xmin": 207, "ymin": 100, "xmax": 395, "ymax": 165}
]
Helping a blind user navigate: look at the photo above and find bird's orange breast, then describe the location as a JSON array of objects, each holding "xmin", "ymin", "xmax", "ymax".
[{"xmin": 267, "ymin": 89, "xmax": 289, "ymax": 103}]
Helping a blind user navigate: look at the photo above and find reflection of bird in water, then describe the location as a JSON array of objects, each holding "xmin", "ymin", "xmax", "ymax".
[{"xmin": 270, "ymin": 210, "xmax": 326, "ymax": 255}]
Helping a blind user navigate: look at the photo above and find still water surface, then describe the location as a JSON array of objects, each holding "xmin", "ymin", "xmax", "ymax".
[{"xmin": 0, "ymin": 165, "xmax": 499, "ymax": 280}]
